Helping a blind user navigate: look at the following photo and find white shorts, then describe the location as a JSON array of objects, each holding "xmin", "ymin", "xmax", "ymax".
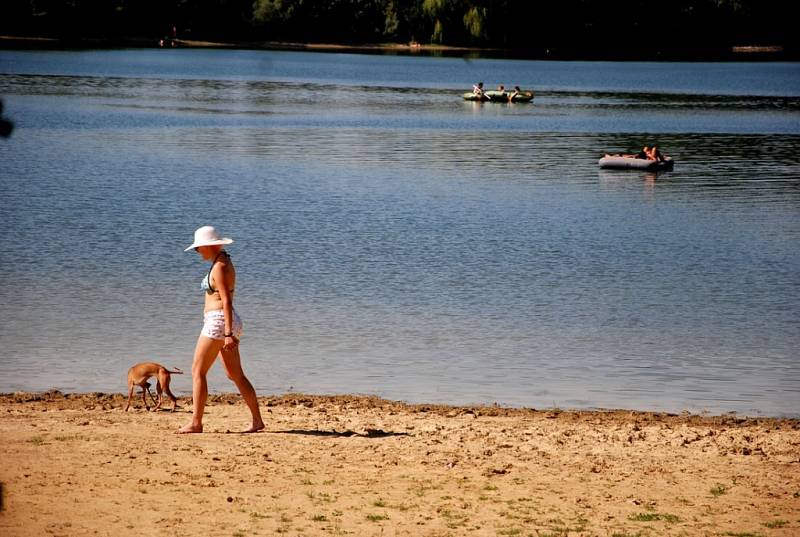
[{"xmin": 201, "ymin": 310, "xmax": 243, "ymax": 340}]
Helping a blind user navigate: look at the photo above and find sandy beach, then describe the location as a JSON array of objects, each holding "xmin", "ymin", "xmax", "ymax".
[{"xmin": 1, "ymin": 391, "xmax": 798, "ymax": 536}]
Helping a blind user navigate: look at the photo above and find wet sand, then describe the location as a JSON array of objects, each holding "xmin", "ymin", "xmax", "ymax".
[{"xmin": 1, "ymin": 391, "xmax": 798, "ymax": 536}]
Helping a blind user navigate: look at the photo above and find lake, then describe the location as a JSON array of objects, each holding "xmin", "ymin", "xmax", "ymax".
[{"xmin": 0, "ymin": 49, "xmax": 798, "ymax": 416}]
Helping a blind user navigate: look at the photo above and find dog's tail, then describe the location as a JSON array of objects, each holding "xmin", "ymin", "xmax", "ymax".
[{"xmin": 167, "ymin": 367, "xmax": 184, "ymax": 375}]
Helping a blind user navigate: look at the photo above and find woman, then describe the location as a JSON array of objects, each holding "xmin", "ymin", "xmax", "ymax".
[{"xmin": 177, "ymin": 226, "xmax": 265, "ymax": 434}]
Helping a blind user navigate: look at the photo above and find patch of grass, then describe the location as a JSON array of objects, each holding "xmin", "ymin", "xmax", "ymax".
[
  {"xmin": 28, "ymin": 436, "xmax": 45, "ymax": 445},
  {"xmin": 411, "ymin": 486, "xmax": 427, "ymax": 497},
  {"xmin": 293, "ymin": 466, "xmax": 314, "ymax": 474},
  {"xmin": 539, "ymin": 517, "xmax": 589, "ymax": 535},
  {"xmin": 409, "ymin": 479, "xmax": 440, "ymax": 497},
  {"xmin": 373, "ymin": 499, "xmax": 387, "ymax": 507},
  {"xmin": 711, "ymin": 483, "xmax": 728, "ymax": 497},
  {"xmin": 537, "ymin": 519, "xmax": 573, "ymax": 537},
  {"xmin": 722, "ymin": 533, "xmax": 764, "ymax": 537},
  {"xmin": 498, "ymin": 509, "xmax": 519, "ymax": 521},
  {"xmin": 611, "ymin": 532, "xmax": 644, "ymax": 537},
  {"xmin": 249, "ymin": 512, "xmax": 269, "ymax": 520},
  {"xmin": 232, "ymin": 531, "xmax": 245, "ymax": 537},
  {"xmin": 763, "ymin": 520, "xmax": 788, "ymax": 529},
  {"xmin": 629, "ymin": 512, "xmax": 679, "ymax": 523},
  {"xmin": 574, "ymin": 517, "xmax": 589, "ymax": 531},
  {"xmin": 497, "ymin": 528, "xmax": 522, "ymax": 536},
  {"xmin": 311, "ymin": 514, "xmax": 327, "ymax": 522},
  {"xmin": 366, "ymin": 513, "xmax": 390, "ymax": 522},
  {"xmin": 274, "ymin": 513, "xmax": 292, "ymax": 534},
  {"xmin": 439, "ymin": 508, "xmax": 469, "ymax": 529}
]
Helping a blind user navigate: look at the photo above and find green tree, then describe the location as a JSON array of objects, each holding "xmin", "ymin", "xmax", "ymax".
[{"xmin": 462, "ymin": 5, "xmax": 486, "ymax": 41}]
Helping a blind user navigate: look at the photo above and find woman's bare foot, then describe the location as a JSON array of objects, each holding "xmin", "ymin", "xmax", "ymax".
[
  {"xmin": 243, "ymin": 421, "xmax": 265, "ymax": 433},
  {"xmin": 176, "ymin": 423, "xmax": 203, "ymax": 434}
]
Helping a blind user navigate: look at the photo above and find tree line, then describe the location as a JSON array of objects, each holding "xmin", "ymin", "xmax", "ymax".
[{"xmin": 3, "ymin": 0, "xmax": 795, "ymax": 59}]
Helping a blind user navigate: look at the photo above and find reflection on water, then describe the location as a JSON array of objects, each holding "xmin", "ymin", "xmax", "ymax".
[
  {"xmin": 0, "ymin": 50, "xmax": 799, "ymax": 416},
  {"xmin": 3, "ymin": 73, "xmax": 800, "ymax": 134}
]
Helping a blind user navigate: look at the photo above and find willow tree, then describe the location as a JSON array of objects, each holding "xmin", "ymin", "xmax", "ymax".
[
  {"xmin": 422, "ymin": 0, "xmax": 454, "ymax": 43},
  {"xmin": 462, "ymin": 4, "xmax": 488, "ymax": 41}
]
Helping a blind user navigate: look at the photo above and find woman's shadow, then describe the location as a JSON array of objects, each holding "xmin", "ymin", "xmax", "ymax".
[{"xmin": 272, "ymin": 428, "xmax": 409, "ymax": 438}]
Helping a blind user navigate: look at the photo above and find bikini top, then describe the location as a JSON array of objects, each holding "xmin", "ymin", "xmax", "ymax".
[{"xmin": 201, "ymin": 251, "xmax": 234, "ymax": 295}]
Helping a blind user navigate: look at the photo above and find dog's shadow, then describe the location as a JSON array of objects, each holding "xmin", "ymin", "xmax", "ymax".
[
  {"xmin": 151, "ymin": 406, "xmax": 186, "ymax": 413},
  {"xmin": 273, "ymin": 428, "xmax": 409, "ymax": 439}
]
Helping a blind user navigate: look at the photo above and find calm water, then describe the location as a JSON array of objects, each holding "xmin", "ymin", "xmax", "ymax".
[{"xmin": 1, "ymin": 49, "xmax": 799, "ymax": 416}]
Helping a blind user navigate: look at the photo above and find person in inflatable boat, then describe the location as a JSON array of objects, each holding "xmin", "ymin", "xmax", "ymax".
[
  {"xmin": 605, "ymin": 145, "xmax": 667, "ymax": 161},
  {"xmin": 644, "ymin": 146, "xmax": 667, "ymax": 162}
]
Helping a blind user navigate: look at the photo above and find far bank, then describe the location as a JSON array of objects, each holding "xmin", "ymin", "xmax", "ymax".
[{"xmin": 1, "ymin": 35, "xmax": 795, "ymax": 61}]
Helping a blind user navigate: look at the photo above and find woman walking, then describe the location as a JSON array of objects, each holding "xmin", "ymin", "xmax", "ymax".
[{"xmin": 178, "ymin": 226, "xmax": 265, "ymax": 434}]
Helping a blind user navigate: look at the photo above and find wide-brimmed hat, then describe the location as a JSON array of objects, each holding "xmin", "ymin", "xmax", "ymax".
[{"xmin": 184, "ymin": 226, "xmax": 234, "ymax": 251}]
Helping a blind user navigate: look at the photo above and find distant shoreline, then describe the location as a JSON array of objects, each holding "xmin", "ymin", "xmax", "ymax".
[
  {"xmin": 0, "ymin": 35, "xmax": 495, "ymax": 55},
  {"xmin": 1, "ymin": 35, "xmax": 793, "ymax": 61}
]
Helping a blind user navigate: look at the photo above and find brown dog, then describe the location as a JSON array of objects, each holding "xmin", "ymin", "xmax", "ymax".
[{"xmin": 125, "ymin": 362, "xmax": 183, "ymax": 412}]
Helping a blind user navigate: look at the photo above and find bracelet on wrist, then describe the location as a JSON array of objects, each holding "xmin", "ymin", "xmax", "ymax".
[{"xmin": 224, "ymin": 333, "xmax": 233, "ymax": 337}]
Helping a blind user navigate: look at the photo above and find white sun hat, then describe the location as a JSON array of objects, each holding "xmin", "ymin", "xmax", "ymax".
[{"xmin": 184, "ymin": 226, "xmax": 234, "ymax": 252}]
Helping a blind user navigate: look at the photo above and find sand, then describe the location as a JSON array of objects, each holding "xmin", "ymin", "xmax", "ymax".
[{"xmin": 1, "ymin": 391, "xmax": 798, "ymax": 536}]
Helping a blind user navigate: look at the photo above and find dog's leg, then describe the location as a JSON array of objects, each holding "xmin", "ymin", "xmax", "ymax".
[
  {"xmin": 160, "ymin": 372, "xmax": 178, "ymax": 412},
  {"xmin": 140, "ymin": 385, "xmax": 150, "ymax": 411},
  {"xmin": 146, "ymin": 382, "xmax": 159, "ymax": 409},
  {"xmin": 153, "ymin": 378, "xmax": 164, "ymax": 411},
  {"xmin": 125, "ymin": 383, "xmax": 134, "ymax": 411}
]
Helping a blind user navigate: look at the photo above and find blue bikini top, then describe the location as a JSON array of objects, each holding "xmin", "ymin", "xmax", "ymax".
[
  {"xmin": 201, "ymin": 251, "xmax": 230, "ymax": 294},
  {"xmin": 201, "ymin": 272, "xmax": 213, "ymax": 294}
]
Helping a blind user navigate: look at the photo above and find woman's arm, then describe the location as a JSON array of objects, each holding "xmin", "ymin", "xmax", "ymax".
[{"xmin": 213, "ymin": 258, "xmax": 237, "ymax": 347}]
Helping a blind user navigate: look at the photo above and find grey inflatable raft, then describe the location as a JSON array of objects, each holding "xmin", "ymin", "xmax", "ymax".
[{"xmin": 598, "ymin": 155, "xmax": 674, "ymax": 170}]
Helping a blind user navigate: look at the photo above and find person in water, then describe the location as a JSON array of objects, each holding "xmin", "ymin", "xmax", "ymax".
[
  {"xmin": 604, "ymin": 147, "xmax": 645, "ymax": 158},
  {"xmin": 178, "ymin": 226, "xmax": 265, "ymax": 434},
  {"xmin": 605, "ymin": 145, "xmax": 667, "ymax": 160},
  {"xmin": 650, "ymin": 145, "xmax": 667, "ymax": 162}
]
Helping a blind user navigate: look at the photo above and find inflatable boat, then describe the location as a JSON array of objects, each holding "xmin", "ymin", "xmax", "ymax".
[
  {"xmin": 598, "ymin": 155, "xmax": 674, "ymax": 171},
  {"xmin": 463, "ymin": 90, "xmax": 534, "ymax": 103}
]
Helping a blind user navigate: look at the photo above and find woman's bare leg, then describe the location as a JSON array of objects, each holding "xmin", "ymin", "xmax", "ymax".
[
  {"xmin": 220, "ymin": 346, "xmax": 265, "ymax": 432},
  {"xmin": 177, "ymin": 335, "xmax": 224, "ymax": 433}
]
